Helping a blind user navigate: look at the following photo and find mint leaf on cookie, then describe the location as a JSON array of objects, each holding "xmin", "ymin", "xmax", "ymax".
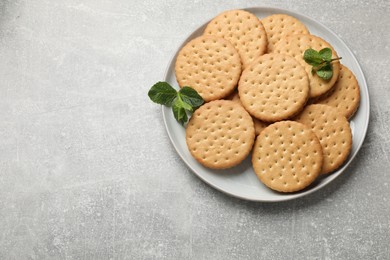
[
  {"xmin": 303, "ymin": 48, "xmax": 323, "ymax": 66},
  {"xmin": 303, "ymin": 48, "xmax": 342, "ymax": 81},
  {"xmin": 316, "ymin": 63, "xmax": 333, "ymax": 80},
  {"xmin": 319, "ymin": 47, "xmax": 332, "ymax": 61},
  {"xmin": 148, "ymin": 81, "xmax": 204, "ymax": 125}
]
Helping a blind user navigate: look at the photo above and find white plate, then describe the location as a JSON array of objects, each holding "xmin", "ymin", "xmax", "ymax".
[{"xmin": 162, "ymin": 7, "xmax": 370, "ymax": 202}]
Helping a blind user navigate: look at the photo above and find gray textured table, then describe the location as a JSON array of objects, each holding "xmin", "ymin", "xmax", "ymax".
[{"xmin": 0, "ymin": 0, "xmax": 389, "ymax": 259}]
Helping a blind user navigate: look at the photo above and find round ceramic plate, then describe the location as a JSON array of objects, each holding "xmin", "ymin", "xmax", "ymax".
[{"xmin": 162, "ymin": 7, "xmax": 370, "ymax": 202}]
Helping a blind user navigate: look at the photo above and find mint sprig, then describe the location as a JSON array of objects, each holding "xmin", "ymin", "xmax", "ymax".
[
  {"xmin": 148, "ymin": 82, "xmax": 204, "ymax": 125},
  {"xmin": 303, "ymin": 48, "xmax": 342, "ymax": 80}
]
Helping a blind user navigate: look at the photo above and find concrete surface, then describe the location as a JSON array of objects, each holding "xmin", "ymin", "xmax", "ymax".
[{"xmin": 0, "ymin": 0, "xmax": 389, "ymax": 259}]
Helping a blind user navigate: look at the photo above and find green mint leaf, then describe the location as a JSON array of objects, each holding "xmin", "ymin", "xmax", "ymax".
[
  {"xmin": 316, "ymin": 63, "xmax": 333, "ymax": 80},
  {"xmin": 177, "ymin": 95, "xmax": 193, "ymax": 111},
  {"xmin": 172, "ymin": 98, "xmax": 188, "ymax": 125},
  {"xmin": 148, "ymin": 81, "xmax": 205, "ymax": 126},
  {"xmin": 148, "ymin": 81, "xmax": 177, "ymax": 106},
  {"xmin": 303, "ymin": 48, "xmax": 323, "ymax": 66},
  {"xmin": 179, "ymin": 87, "xmax": 204, "ymax": 109},
  {"xmin": 304, "ymin": 48, "xmax": 341, "ymax": 81},
  {"xmin": 319, "ymin": 48, "xmax": 332, "ymax": 62}
]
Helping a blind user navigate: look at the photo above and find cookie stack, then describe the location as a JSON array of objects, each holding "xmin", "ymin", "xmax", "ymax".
[{"xmin": 175, "ymin": 10, "xmax": 360, "ymax": 193}]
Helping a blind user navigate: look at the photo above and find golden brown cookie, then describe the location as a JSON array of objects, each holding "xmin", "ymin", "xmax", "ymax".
[
  {"xmin": 226, "ymin": 90, "xmax": 269, "ymax": 135},
  {"xmin": 252, "ymin": 121, "xmax": 323, "ymax": 192},
  {"xmin": 186, "ymin": 100, "xmax": 255, "ymax": 169},
  {"xmin": 238, "ymin": 53, "xmax": 309, "ymax": 122},
  {"xmin": 295, "ymin": 104, "xmax": 352, "ymax": 174},
  {"xmin": 175, "ymin": 35, "xmax": 241, "ymax": 102},
  {"xmin": 203, "ymin": 9, "xmax": 267, "ymax": 68},
  {"xmin": 311, "ymin": 65, "xmax": 360, "ymax": 119},
  {"xmin": 274, "ymin": 34, "xmax": 340, "ymax": 98},
  {"xmin": 261, "ymin": 14, "xmax": 309, "ymax": 53}
]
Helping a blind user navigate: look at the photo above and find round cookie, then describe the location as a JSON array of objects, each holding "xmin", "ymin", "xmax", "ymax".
[
  {"xmin": 227, "ymin": 90, "xmax": 269, "ymax": 135},
  {"xmin": 238, "ymin": 53, "xmax": 309, "ymax": 122},
  {"xmin": 186, "ymin": 100, "xmax": 255, "ymax": 169},
  {"xmin": 203, "ymin": 9, "xmax": 268, "ymax": 68},
  {"xmin": 252, "ymin": 121, "xmax": 323, "ymax": 193},
  {"xmin": 175, "ymin": 35, "xmax": 241, "ymax": 102},
  {"xmin": 312, "ymin": 65, "xmax": 360, "ymax": 119},
  {"xmin": 295, "ymin": 104, "xmax": 352, "ymax": 174},
  {"xmin": 274, "ymin": 34, "xmax": 341, "ymax": 98},
  {"xmin": 261, "ymin": 14, "xmax": 309, "ymax": 53}
]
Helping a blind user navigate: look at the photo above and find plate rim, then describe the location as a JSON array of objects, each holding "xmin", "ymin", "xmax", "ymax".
[{"xmin": 161, "ymin": 6, "xmax": 370, "ymax": 202}]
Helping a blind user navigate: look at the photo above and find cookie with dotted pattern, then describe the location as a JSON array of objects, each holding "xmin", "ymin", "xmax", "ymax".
[
  {"xmin": 203, "ymin": 9, "xmax": 268, "ymax": 68},
  {"xmin": 252, "ymin": 121, "xmax": 323, "ymax": 192},
  {"xmin": 261, "ymin": 14, "xmax": 310, "ymax": 53},
  {"xmin": 311, "ymin": 65, "xmax": 360, "ymax": 119},
  {"xmin": 238, "ymin": 53, "xmax": 309, "ymax": 122},
  {"xmin": 295, "ymin": 104, "xmax": 352, "ymax": 174},
  {"xmin": 274, "ymin": 34, "xmax": 340, "ymax": 98},
  {"xmin": 186, "ymin": 100, "xmax": 255, "ymax": 169},
  {"xmin": 227, "ymin": 90, "xmax": 269, "ymax": 135},
  {"xmin": 175, "ymin": 35, "xmax": 241, "ymax": 102}
]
